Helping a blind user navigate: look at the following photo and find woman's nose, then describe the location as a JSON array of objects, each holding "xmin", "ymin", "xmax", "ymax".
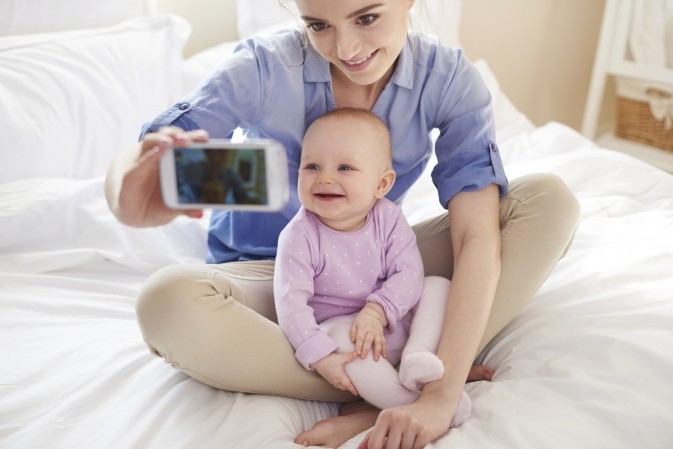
[{"xmin": 336, "ymin": 30, "xmax": 362, "ymax": 61}]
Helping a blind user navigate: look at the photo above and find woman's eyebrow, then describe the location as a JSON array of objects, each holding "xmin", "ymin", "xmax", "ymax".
[
  {"xmin": 300, "ymin": 3, "xmax": 385, "ymax": 22},
  {"xmin": 347, "ymin": 3, "xmax": 385, "ymax": 19}
]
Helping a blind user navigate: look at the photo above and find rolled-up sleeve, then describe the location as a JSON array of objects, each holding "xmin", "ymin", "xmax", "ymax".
[{"xmin": 431, "ymin": 50, "xmax": 508, "ymax": 208}]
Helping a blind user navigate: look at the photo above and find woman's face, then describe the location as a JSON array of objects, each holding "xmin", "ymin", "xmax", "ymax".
[{"xmin": 294, "ymin": 0, "xmax": 414, "ymax": 87}]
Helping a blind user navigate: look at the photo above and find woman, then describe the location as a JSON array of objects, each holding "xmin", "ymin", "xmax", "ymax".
[{"xmin": 105, "ymin": 1, "xmax": 580, "ymax": 448}]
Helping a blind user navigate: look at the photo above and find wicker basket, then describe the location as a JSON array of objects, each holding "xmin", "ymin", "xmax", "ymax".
[{"xmin": 615, "ymin": 79, "xmax": 673, "ymax": 152}]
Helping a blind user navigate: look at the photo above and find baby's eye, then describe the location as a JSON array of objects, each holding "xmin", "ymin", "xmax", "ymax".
[
  {"xmin": 306, "ymin": 21, "xmax": 329, "ymax": 33},
  {"xmin": 304, "ymin": 163, "xmax": 320, "ymax": 171},
  {"xmin": 338, "ymin": 164, "xmax": 354, "ymax": 171},
  {"xmin": 357, "ymin": 14, "xmax": 378, "ymax": 26}
]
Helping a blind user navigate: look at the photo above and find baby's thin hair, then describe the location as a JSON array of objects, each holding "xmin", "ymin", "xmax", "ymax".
[{"xmin": 315, "ymin": 108, "xmax": 392, "ymax": 164}]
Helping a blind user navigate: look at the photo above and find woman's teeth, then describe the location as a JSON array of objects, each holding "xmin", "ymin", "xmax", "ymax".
[{"xmin": 345, "ymin": 53, "xmax": 372, "ymax": 65}]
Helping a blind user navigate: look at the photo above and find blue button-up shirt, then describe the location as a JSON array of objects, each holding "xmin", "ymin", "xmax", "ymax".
[{"xmin": 143, "ymin": 29, "xmax": 508, "ymax": 263}]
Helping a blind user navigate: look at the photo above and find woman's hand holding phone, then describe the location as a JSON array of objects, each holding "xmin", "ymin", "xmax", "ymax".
[
  {"xmin": 105, "ymin": 126, "xmax": 209, "ymax": 227},
  {"xmin": 159, "ymin": 138, "xmax": 289, "ymax": 212}
]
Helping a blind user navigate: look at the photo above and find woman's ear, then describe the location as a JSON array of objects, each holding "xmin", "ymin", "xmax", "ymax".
[{"xmin": 375, "ymin": 169, "xmax": 396, "ymax": 199}]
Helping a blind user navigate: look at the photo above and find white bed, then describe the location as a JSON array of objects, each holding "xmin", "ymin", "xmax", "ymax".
[{"xmin": 2, "ymin": 1, "xmax": 673, "ymax": 449}]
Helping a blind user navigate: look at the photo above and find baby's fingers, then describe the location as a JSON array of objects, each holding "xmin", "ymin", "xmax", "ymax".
[
  {"xmin": 372, "ymin": 334, "xmax": 387, "ymax": 361},
  {"xmin": 350, "ymin": 321, "xmax": 357, "ymax": 344},
  {"xmin": 356, "ymin": 330, "xmax": 375, "ymax": 358}
]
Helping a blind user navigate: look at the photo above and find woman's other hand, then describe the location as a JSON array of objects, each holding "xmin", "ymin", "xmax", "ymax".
[
  {"xmin": 357, "ymin": 389, "xmax": 456, "ymax": 449},
  {"xmin": 105, "ymin": 127, "xmax": 209, "ymax": 227},
  {"xmin": 358, "ymin": 365, "xmax": 494, "ymax": 449}
]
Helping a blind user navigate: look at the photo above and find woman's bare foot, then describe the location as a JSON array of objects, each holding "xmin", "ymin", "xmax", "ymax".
[
  {"xmin": 295, "ymin": 401, "xmax": 378, "ymax": 448},
  {"xmin": 467, "ymin": 364, "xmax": 494, "ymax": 382}
]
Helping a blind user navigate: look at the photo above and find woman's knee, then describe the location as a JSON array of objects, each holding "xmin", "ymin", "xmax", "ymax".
[
  {"xmin": 137, "ymin": 264, "xmax": 206, "ymax": 319},
  {"xmin": 512, "ymin": 173, "xmax": 579, "ymax": 218},
  {"xmin": 504, "ymin": 173, "xmax": 580, "ymax": 240},
  {"xmin": 135, "ymin": 264, "xmax": 220, "ymax": 348}
]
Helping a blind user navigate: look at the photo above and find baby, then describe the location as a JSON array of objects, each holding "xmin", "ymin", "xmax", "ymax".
[
  {"xmin": 200, "ymin": 178, "xmax": 227, "ymax": 204},
  {"xmin": 274, "ymin": 108, "xmax": 471, "ymax": 423}
]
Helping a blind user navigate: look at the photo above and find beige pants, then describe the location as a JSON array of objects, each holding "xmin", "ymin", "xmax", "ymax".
[{"xmin": 136, "ymin": 173, "xmax": 580, "ymax": 402}]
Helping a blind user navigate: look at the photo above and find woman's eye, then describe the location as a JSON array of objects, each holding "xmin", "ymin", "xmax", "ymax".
[
  {"xmin": 357, "ymin": 14, "xmax": 378, "ymax": 26},
  {"xmin": 306, "ymin": 22, "xmax": 328, "ymax": 33}
]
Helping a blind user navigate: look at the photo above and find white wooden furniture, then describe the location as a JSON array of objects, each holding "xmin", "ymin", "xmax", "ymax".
[{"xmin": 582, "ymin": 0, "xmax": 673, "ymax": 172}]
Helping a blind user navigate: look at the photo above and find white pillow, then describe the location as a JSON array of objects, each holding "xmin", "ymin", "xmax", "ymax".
[
  {"xmin": 0, "ymin": 177, "xmax": 209, "ymax": 274},
  {"xmin": 0, "ymin": 15, "xmax": 190, "ymax": 182},
  {"xmin": 236, "ymin": 0, "xmax": 299, "ymax": 39},
  {"xmin": 235, "ymin": 0, "xmax": 462, "ymax": 47},
  {"xmin": 182, "ymin": 40, "xmax": 238, "ymax": 94},
  {"xmin": 0, "ymin": 0, "xmax": 155, "ymax": 36}
]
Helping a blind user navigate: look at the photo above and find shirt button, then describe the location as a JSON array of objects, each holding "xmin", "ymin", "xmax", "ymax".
[
  {"xmin": 489, "ymin": 142, "xmax": 498, "ymax": 152},
  {"xmin": 179, "ymin": 102, "xmax": 190, "ymax": 110}
]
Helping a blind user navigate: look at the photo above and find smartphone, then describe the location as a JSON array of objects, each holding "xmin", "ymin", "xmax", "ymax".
[{"xmin": 160, "ymin": 139, "xmax": 288, "ymax": 211}]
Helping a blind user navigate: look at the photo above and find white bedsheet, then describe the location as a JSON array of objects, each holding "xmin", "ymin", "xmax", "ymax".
[{"xmin": 2, "ymin": 122, "xmax": 673, "ymax": 449}]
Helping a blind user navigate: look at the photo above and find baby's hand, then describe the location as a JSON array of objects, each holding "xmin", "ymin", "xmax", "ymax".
[
  {"xmin": 350, "ymin": 303, "xmax": 388, "ymax": 360},
  {"xmin": 311, "ymin": 352, "xmax": 359, "ymax": 396}
]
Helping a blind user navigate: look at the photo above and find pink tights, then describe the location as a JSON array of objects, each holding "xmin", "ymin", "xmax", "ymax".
[{"xmin": 319, "ymin": 276, "xmax": 471, "ymax": 427}]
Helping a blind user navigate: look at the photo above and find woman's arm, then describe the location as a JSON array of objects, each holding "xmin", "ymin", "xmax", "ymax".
[{"xmin": 361, "ymin": 184, "xmax": 501, "ymax": 449}]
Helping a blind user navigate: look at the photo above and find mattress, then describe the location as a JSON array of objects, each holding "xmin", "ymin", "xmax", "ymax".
[{"xmin": 2, "ymin": 118, "xmax": 673, "ymax": 449}]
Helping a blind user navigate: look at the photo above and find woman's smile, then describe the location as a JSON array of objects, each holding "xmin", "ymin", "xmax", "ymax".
[{"xmin": 341, "ymin": 49, "xmax": 379, "ymax": 72}]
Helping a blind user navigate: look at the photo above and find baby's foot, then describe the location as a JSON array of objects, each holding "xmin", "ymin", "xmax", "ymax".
[
  {"xmin": 450, "ymin": 390, "xmax": 472, "ymax": 427},
  {"xmin": 398, "ymin": 352, "xmax": 444, "ymax": 392}
]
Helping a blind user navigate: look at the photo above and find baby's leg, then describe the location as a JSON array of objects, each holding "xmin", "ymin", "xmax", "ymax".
[
  {"xmin": 398, "ymin": 276, "xmax": 449, "ymax": 392},
  {"xmin": 321, "ymin": 313, "xmax": 471, "ymax": 426},
  {"xmin": 320, "ymin": 316, "xmax": 419, "ymax": 410}
]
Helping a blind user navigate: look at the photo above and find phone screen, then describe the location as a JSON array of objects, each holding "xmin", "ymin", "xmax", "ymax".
[{"xmin": 172, "ymin": 147, "xmax": 269, "ymax": 206}]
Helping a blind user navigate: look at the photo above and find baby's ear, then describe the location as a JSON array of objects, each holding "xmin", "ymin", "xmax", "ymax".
[{"xmin": 375, "ymin": 169, "xmax": 396, "ymax": 199}]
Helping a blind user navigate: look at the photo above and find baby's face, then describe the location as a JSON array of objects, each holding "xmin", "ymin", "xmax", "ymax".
[
  {"xmin": 298, "ymin": 117, "xmax": 393, "ymax": 231},
  {"xmin": 202, "ymin": 179, "xmax": 226, "ymax": 203}
]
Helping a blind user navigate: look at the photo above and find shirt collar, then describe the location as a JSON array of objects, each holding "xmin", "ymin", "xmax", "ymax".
[{"xmin": 303, "ymin": 34, "xmax": 415, "ymax": 90}]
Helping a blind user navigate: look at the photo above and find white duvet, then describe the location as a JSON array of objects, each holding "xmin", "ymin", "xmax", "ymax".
[{"xmin": 2, "ymin": 121, "xmax": 672, "ymax": 449}]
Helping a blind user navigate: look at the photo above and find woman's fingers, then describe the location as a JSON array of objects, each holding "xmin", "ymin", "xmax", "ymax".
[
  {"xmin": 142, "ymin": 127, "xmax": 210, "ymax": 154},
  {"xmin": 357, "ymin": 431, "xmax": 371, "ymax": 449}
]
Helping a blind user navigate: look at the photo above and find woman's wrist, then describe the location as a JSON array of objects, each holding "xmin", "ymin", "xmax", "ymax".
[{"xmin": 419, "ymin": 374, "xmax": 464, "ymax": 409}]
